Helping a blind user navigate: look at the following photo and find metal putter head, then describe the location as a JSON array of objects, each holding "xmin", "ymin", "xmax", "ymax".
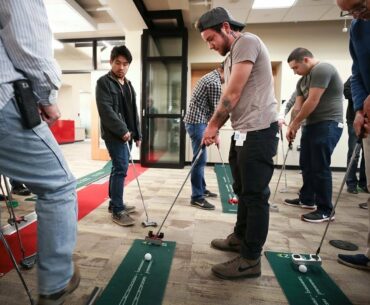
[
  {"xmin": 291, "ymin": 253, "xmax": 322, "ymax": 266},
  {"xmin": 145, "ymin": 231, "xmax": 164, "ymax": 246},
  {"xmin": 20, "ymin": 253, "xmax": 37, "ymax": 270},
  {"xmin": 142, "ymin": 220, "xmax": 158, "ymax": 227}
]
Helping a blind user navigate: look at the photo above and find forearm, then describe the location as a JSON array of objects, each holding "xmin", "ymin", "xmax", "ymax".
[
  {"xmin": 290, "ymin": 98, "xmax": 317, "ymax": 128},
  {"xmin": 208, "ymin": 92, "xmax": 239, "ymax": 129}
]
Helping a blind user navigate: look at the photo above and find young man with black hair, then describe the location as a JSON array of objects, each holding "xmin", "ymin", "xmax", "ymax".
[
  {"xmin": 196, "ymin": 7, "xmax": 278, "ymax": 279},
  {"xmin": 96, "ymin": 45, "xmax": 142, "ymax": 227},
  {"xmin": 286, "ymin": 48, "xmax": 343, "ymax": 222}
]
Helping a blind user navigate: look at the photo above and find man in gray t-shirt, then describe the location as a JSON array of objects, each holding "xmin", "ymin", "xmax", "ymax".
[
  {"xmin": 285, "ymin": 47, "xmax": 343, "ymax": 223},
  {"xmin": 196, "ymin": 7, "xmax": 278, "ymax": 280}
]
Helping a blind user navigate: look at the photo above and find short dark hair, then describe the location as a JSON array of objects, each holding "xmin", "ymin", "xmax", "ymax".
[
  {"xmin": 110, "ymin": 45, "xmax": 132, "ymax": 63},
  {"xmin": 287, "ymin": 48, "xmax": 313, "ymax": 63}
]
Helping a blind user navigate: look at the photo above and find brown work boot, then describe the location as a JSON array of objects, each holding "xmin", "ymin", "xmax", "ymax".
[
  {"xmin": 38, "ymin": 264, "xmax": 80, "ymax": 305},
  {"xmin": 212, "ymin": 256, "xmax": 261, "ymax": 279},
  {"xmin": 112, "ymin": 211, "xmax": 135, "ymax": 226},
  {"xmin": 211, "ymin": 233, "xmax": 241, "ymax": 252}
]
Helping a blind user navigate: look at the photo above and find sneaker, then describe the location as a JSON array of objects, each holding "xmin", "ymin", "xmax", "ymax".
[
  {"xmin": 358, "ymin": 186, "xmax": 369, "ymax": 193},
  {"xmin": 301, "ymin": 210, "xmax": 335, "ymax": 223},
  {"xmin": 108, "ymin": 205, "xmax": 136, "ymax": 214},
  {"xmin": 347, "ymin": 187, "xmax": 358, "ymax": 194},
  {"xmin": 211, "ymin": 233, "xmax": 241, "ymax": 252},
  {"xmin": 38, "ymin": 264, "xmax": 80, "ymax": 305},
  {"xmin": 0, "ymin": 194, "xmax": 8, "ymax": 201},
  {"xmin": 212, "ymin": 256, "xmax": 261, "ymax": 279},
  {"xmin": 359, "ymin": 202, "xmax": 368, "ymax": 210},
  {"xmin": 11, "ymin": 185, "xmax": 31, "ymax": 196},
  {"xmin": 204, "ymin": 190, "xmax": 218, "ymax": 198},
  {"xmin": 190, "ymin": 198, "xmax": 215, "ymax": 210},
  {"xmin": 112, "ymin": 211, "xmax": 135, "ymax": 226},
  {"xmin": 337, "ymin": 254, "xmax": 370, "ymax": 271},
  {"xmin": 284, "ymin": 198, "xmax": 316, "ymax": 209}
]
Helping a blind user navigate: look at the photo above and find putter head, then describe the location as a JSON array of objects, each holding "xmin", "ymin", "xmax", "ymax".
[
  {"xmin": 145, "ymin": 230, "xmax": 164, "ymax": 246},
  {"xmin": 142, "ymin": 220, "xmax": 158, "ymax": 227},
  {"xmin": 291, "ymin": 253, "xmax": 322, "ymax": 266},
  {"xmin": 20, "ymin": 254, "xmax": 37, "ymax": 270}
]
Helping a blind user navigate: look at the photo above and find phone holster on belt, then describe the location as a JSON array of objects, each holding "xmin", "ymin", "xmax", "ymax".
[{"xmin": 13, "ymin": 79, "xmax": 42, "ymax": 129}]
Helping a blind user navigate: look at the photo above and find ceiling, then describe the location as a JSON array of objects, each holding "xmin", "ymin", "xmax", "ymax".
[{"xmin": 46, "ymin": 0, "xmax": 344, "ymax": 38}]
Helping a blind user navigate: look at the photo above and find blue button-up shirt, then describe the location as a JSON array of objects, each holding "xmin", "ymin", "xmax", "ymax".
[{"xmin": 0, "ymin": 0, "xmax": 61, "ymax": 109}]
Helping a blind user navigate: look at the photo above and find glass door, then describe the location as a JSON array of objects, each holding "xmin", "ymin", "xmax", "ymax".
[{"xmin": 141, "ymin": 30, "xmax": 187, "ymax": 168}]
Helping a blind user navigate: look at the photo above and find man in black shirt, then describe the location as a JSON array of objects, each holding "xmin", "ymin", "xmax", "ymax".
[{"xmin": 96, "ymin": 46, "xmax": 141, "ymax": 226}]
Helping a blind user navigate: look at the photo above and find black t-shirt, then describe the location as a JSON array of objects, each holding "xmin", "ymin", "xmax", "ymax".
[{"xmin": 120, "ymin": 82, "xmax": 136, "ymax": 137}]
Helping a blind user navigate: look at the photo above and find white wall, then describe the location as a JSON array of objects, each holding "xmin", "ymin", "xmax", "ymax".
[{"xmin": 187, "ymin": 20, "xmax": 353, "ymax": 168}]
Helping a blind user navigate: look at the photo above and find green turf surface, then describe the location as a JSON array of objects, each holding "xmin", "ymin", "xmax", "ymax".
[
  {"xmin": 95, "ymin": 239, "xmax": 176, "ymax": 305},
  {"xmin": 25, "ymin": 161, "xmax": 112, "ymax": 201},
  {"xmin": 265, "ymin": 251, "xmax": 352, "ymax": 305},
  {"xmin": 214, "ymin": 164, "xmax": 237, "ymax": 214}
]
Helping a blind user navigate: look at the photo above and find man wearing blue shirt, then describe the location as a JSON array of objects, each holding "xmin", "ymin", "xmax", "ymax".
[
  {"xmin": 0, "ymin": 0, "xmax": 79, "ymax": 303},
  {"xmin": 336, "ymin": 0, "xmax": 370, "ymax": 270}
]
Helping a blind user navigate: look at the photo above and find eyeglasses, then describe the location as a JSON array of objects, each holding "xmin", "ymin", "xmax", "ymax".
[{"xmin": 340, "ymin": 0, "xmax": 368, "ymax": 17}]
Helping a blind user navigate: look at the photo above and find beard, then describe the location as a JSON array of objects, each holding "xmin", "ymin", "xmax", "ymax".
[{"xmin": 218, "ymin": 31, "xmax": 230, "ymax": 56}]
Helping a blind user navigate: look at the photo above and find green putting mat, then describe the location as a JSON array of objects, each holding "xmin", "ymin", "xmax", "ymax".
[
  {"xmin": 95, "ymin": 239, "xmax": 176, "ymax": 305},
  {"xmin": 26, "ymin": 161, "xmax": 112, "ymax": 201},
  {"xmin": 265, "ymin": 251, "xmax": 352, "ymax": 305},
  {"xmin": 214, "ymin": 164, "xmax": 237, "ymax": 214}
]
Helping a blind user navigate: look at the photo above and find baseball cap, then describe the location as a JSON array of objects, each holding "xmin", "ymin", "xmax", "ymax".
[{"xmin": 196, "ymin": 7, "xmax": 245, "ymax": 32}]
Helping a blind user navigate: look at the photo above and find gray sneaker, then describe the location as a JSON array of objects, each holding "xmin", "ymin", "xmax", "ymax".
[
  {"xmin": 112, "ymin": 211, "xmax": 135, "ymax": 226},
  {"xmin": 190, "ymin": 198, "xmax": 215, "ymax": 210},
  {"xmin": 108, "ymin": 205, "xmax": 136, "ymax": 214},
  {"xmin": 212, "ymin": 256, "xmax": 261, "ymax": 279},
  {"xmin": 211, "ymin": 233, "xmax": 241, "ymax": 252},
  {"xmin": 38, "ymin": 264, "xmax": 80, "ymax": 305}
]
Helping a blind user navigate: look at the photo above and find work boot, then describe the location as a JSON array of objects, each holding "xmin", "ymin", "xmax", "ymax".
[
  {"xmin": 112, "ymin": 211, "xmax": 135, "ymax": 226},
  {"xmin": 38, "ymin": 264, "xmax": 80, "ymax": 305},
  {"xmin": 212, "ymin": 256, "xmax": 261, "ymax": 279},
  {"xmin": 211, "ymin": 233, "xmax": 241, "ymax": 252}
]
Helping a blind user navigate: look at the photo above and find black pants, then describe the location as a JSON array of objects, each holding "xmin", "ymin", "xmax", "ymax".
[{"xmin": 229, "ymin": 122, "xmax": 278, "ymax": 260}]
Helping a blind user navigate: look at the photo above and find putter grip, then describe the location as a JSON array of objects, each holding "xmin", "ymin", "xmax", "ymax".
[{"xmin": 13, "ymin": 80, "xmax": 41, "ymax": 129}]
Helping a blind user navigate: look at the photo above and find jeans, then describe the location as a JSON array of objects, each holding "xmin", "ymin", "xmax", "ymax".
[
  {"xmin": 299, "ymin": 121, "xmax": 342, "ymax": 214},
  {"xmin": 361, "ymin": 136, "xmax": 370, "ymax": 258},
  {"xmin": 229, "ymin": 122, "xmax": 278, "ymax": 260},
  {"xmin": 185, "ymin": 123, "xmax": 207, "ymax": 201},
  {"xmin": 346, "ymin": 122, "xmax": 367, "ymax": 190},
  {"xmin": 0, "ymin": 99, "xmax": 77, "ymax": 295},
  {"xmin": 105, "ymin": 139, "xmax": 131, "ymax": 213}
]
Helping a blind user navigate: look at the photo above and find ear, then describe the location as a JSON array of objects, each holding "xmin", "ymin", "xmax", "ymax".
[{"xmin": 222, "ymin": 22, "xmax": 231, "ymax": 34}]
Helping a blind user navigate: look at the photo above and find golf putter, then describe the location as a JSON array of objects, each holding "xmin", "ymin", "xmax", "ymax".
[
  {"xmin": 292, "ymin": 128, "xmax": 365, "ymax": 267},
  {"xmin": 279, "ymin": 129, "xmax": 289, "ymax": 193},
  {"xmin": 145, "ymin": 144, "xmax": 206, "ymax": 245},
  {"xmin": 314, "ymin": 130, "xmax": 365, "ymax": 258},
  {"xmin": 216, "ymin": 145, "xmax": 238, "ymax": 204},
  {"xmin": 1, "ymin": 176, "xmax": 37, "ymax": 270},
  {"xmin": 126, "ymin": 142, "xmax": 157, "ymax": 227},
  {"xmin": 272, "ymin": 141, "xmax": 293, "ymax": 200}
]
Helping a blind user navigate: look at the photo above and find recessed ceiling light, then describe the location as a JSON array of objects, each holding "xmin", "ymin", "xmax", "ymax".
[{"xmin": 252, "ymin": 0, "xmax": 297, "ymax": 9}]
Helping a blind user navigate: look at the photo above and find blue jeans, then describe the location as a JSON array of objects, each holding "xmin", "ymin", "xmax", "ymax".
[
  {"xmin": 299, "ymin": 121, "xmax": 343, "ymax": 214},
  {"xmin": 105, "ymin": 139, "xmax": 131, "ymax": 213},
  {"xmin": 346, "ymin": 122, "xmax": 367, "ymax": 189},
  {"xmin": 0, "ymin": 100, "xmax": 77, "ymax": 295},
  {"xmin": 229, "ymin": 122, "xmax": 279, "ymax": 259},
  {"xmin": 185, "ymin": 123, "xmax": 207, "ymax": 201}
]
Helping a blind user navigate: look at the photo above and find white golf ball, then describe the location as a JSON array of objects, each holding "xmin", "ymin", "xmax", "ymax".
[
  {"xmin": 144, "ymin": 253, "xmax": 152, "ymax": 261},
  {"xmin": 298, "ymin": 264, "xmax": 307, "ymax": 273}
]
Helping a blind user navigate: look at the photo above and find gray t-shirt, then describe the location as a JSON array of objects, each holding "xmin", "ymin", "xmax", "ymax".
[
  {"xmin": 224, "ymin": 32, "xmax": 277, "ymax": 132},
  {"xmin": 296, "ymin": 62, "xmax": 343, "ymax": 125}
]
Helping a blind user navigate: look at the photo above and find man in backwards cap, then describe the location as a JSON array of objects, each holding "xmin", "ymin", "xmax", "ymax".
[{"xmin": 197, "ymin": 7, "xmax": 278, "ymax": 279}]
